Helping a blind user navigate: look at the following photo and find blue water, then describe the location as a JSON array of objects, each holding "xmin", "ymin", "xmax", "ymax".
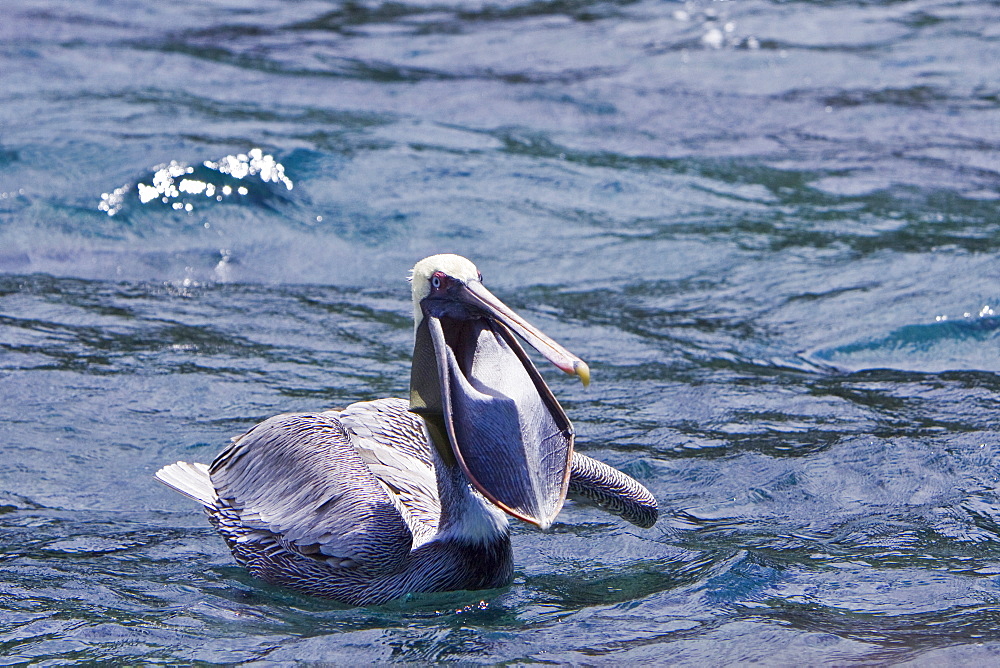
[{"xmin": 2, "ymin": 0, "xmax": 1000, "ymax": 663}]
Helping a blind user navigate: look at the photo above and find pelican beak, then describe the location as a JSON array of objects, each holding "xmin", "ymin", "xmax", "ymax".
[{"xmin": 410, "ymin": 280, "xmax": 587, "ymax": 529}]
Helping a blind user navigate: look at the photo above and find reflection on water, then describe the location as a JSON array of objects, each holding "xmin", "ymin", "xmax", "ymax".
[{"xmin": 2, "ymin": 0, "xmax": 1000, "ymax": 663}]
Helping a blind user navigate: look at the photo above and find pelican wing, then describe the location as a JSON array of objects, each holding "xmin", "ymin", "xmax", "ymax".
[
  {"xmin": 209, "ymin": 411, "xmax": 414, "ymax": 574},
  {"xmin": 338, "ymin": 398, "xmax": 441, "ymax": 547}
]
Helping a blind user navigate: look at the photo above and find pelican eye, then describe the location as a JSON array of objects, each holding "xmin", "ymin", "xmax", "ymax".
[{"xmin": 432, "ymin": 276, "xmax": 441, "ymax": 289}]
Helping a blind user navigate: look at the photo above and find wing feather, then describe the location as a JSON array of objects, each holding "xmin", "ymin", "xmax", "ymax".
[
  {"xmin": 337, "ymin": 398, "xmax": 441, "ymax": 546},
  {"xmin": 209, "ymin": 411, "xmax": 413, "ymax": 574}
]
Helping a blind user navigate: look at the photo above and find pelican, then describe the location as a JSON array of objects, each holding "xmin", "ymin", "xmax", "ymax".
[{"xmin": 156, "ymin": 254, "xmax": 657, "ymax": 605}]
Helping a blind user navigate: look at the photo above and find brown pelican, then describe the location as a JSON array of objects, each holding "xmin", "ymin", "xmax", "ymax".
[{"xmin": 156, "ymin": 254, "xmax": 656, "ymax": 605}]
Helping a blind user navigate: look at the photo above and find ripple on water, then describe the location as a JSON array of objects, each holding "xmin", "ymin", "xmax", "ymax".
[
  {"xmin": 808, "ymin": 311, "xmax": 1000, "ymax": 373},
  {"xmin": 3, "ymin": 0, "xmax": 1000, "ymax": 664}
]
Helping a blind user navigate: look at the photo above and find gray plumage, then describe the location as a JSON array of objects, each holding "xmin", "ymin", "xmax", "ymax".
[
  {"xmin": 155, "ymin": 254, "xmax": 658, "ymax": 606},
  {"xmin": 160, "ymin": 399, "xmax": 512, "ymax": 604},
  {"xmin": 157, "ymin": 398, "xmax": 657, "ymax": 605},
  {"xmin": 568, "ymin": 452, "xmax": 659, "ymax": 529}
]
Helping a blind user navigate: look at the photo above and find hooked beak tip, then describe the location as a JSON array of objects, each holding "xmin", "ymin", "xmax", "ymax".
[{"xmin": 574, "ymin": 360, "xmax": 590, "ymax": 387}]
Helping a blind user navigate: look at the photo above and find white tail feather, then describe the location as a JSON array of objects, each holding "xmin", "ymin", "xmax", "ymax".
[{"xmin": 155, "ymin": 461, "xmax": 216, "ymax": 507}]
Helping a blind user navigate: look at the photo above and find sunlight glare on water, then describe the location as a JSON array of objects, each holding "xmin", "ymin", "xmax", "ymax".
[{"xmin": 99, "ymin": 149, "xmax": 292, "ymax": 217}]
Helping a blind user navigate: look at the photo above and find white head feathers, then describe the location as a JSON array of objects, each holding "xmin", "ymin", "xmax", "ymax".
[{"xmin": 409, "ymin": 254, "xmax": 481, "ymax": 328}]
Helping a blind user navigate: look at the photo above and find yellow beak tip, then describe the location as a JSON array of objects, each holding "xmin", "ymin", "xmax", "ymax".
[{"xmin": 575, "ymin": 360, "xmax": 591, "ymax": 387}]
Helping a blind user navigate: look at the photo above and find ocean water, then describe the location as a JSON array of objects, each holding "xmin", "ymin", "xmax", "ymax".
[{"xmin": 2, "ymin": 0, "xmax": 1000, "ymax": 663}]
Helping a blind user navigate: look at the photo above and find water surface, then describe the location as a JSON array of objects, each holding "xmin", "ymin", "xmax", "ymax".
[{"xmin": 2, "ymin": 0, "xmax": 1000, "ymax": 663}]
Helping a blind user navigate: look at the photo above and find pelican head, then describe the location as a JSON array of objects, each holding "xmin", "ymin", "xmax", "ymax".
[{"xmin": 408, "ymin": 254, "xmax": 589, "ymax": 530}]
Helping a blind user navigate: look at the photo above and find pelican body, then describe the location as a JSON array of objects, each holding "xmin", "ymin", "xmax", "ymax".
[{"xmin": 156, "ymin": 255, "xmax": 657, "ymax": 605}]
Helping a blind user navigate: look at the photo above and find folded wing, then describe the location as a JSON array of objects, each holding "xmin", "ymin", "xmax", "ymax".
[{"xmin": 209, "ymin": 410, "xmax": 416, "ymax": 575}]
